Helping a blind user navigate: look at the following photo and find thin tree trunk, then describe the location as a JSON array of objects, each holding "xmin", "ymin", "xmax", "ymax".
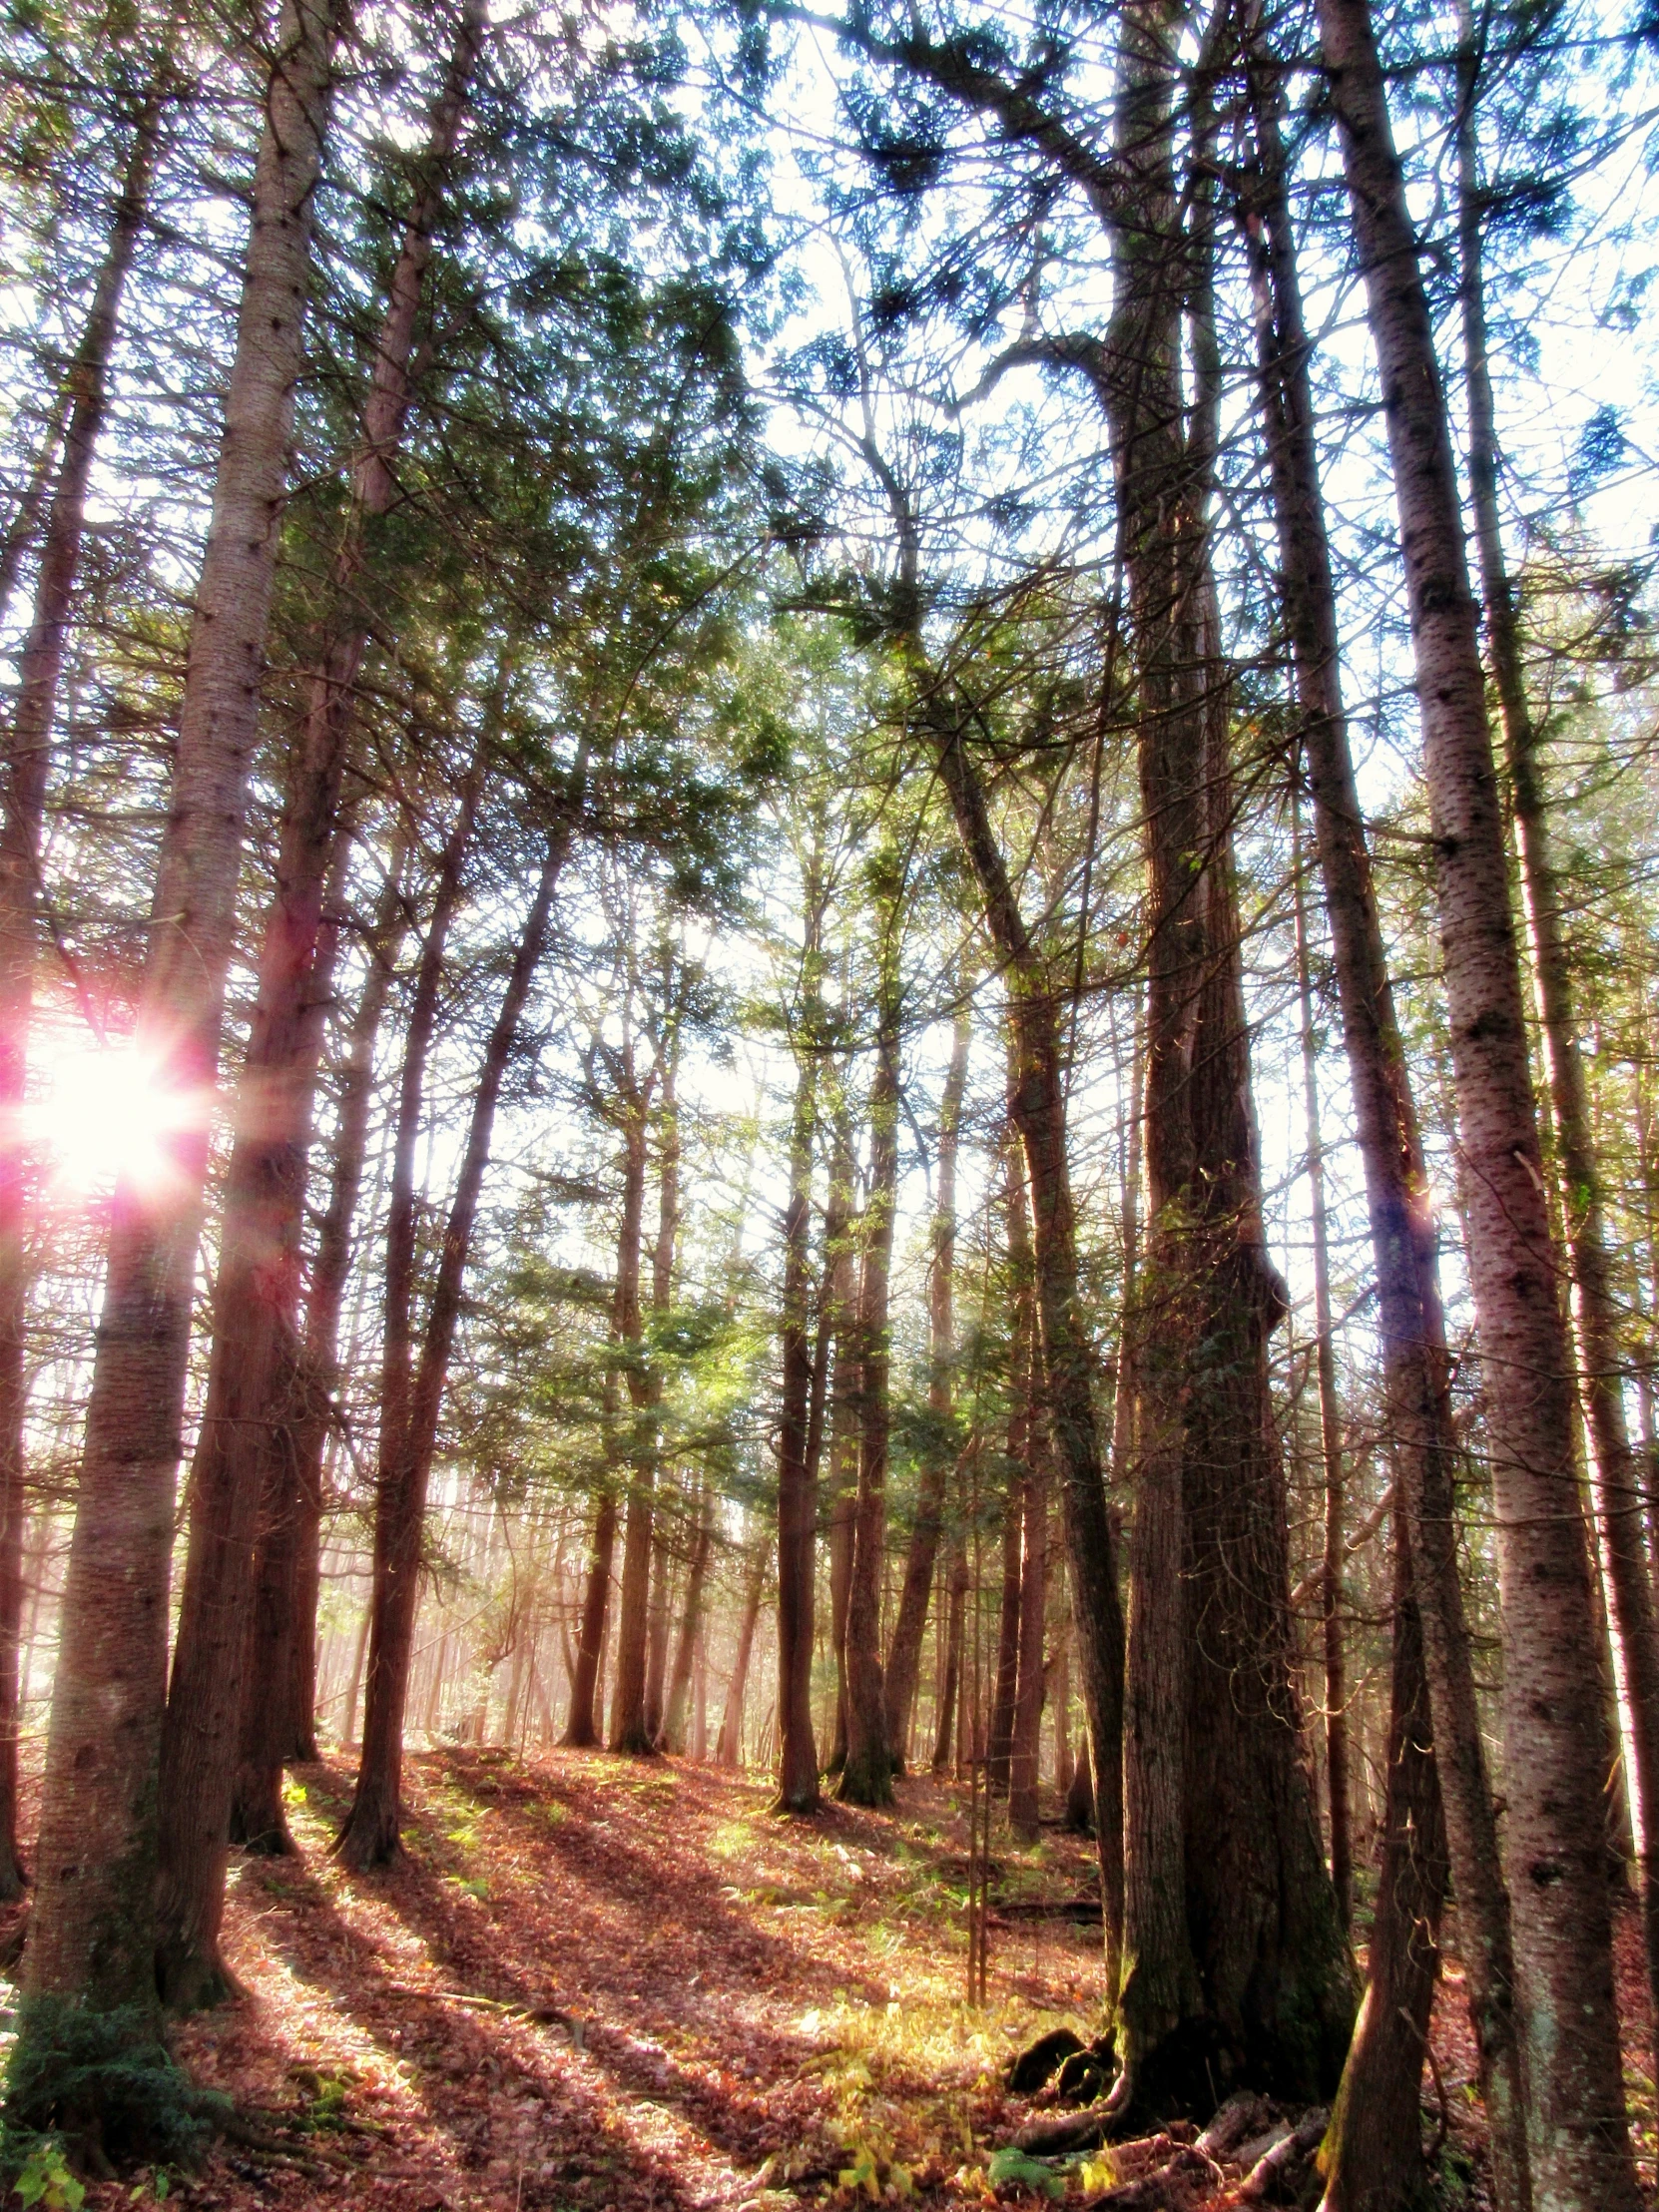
[
  {"xmin": 825, "ymin": 1106, "xmax": 858, "ymax": 1775},
  {"xmin": 254, "ymin": 833, "xmax": 411, "ymax": 1798},
  {"xmin": 1320, "ymin": 1514, "xmax": 1450, "ymax": 2212},
  {"xmin": 644, "ymin": 1518, "xmax": 672, "ymax": 1745},
  {"xmin": 1009, "ymin": 1384, "xmax": 1049, "ymax": 1839},
  {"xmin": 883, "ymin": 998, "xmax": 970, "ymax": 1758},
  {"xmin": 837, "ymin": 942, "xmax": 900, "ymax": 1807},
  {"xmin": 0, "ymin": 72, "xmax": 169, "ymax": 1909},
  {"xmin": 932, "ymin": 1534, "xmax": 966, "ymax": 1776},
  {"xmin": 662, "ymin": 1489, "xmax": 713, "ymax": 1756},
  {"xmin": 1318, "ymin": 0, "xmax": 1638, "ymax": 2195},
  {"xmin": 337, "ymin": 798, "xmax": 578, "ymax": 1867},
  {"xmin": 1241, "ymin": 34, "xmax": 1531, "ymax": 2205},
  {"xmin": 21, "ymin": 0, "xmax": 339, "ymax": 2048},
  {"xmin": 607, "ymin": 1098, "xmax": 655, "ymax": 1753},
  {"xmin": 717, "ymin": 1545, "xmax": 766, "ymax": 1768},
  {"xmin": 1459, "ymin": 14, "xmax": 1659, "ymax": 2047},
  {"xmin": 1292, "ymin": 788, "xmax": 1353, "ymax": 1930},
  {"xmin": 776, "ymin": 851, "xmax": 825, "ymax": 1809}
]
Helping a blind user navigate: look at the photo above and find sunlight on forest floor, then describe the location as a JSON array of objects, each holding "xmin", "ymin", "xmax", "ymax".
[{"xmin": 19, "ymin": 1749, "xmax": 1656, "ymax": 2210}]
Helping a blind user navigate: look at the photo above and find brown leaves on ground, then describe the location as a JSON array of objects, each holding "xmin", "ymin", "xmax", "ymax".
[
  {"xmin": 39, "ymin": 1752, "xmax": 1659, "ymax": 2212},
  {"xmin": 75, "ymin": 1750, "xmax": 1113, "ymax": 2211}
]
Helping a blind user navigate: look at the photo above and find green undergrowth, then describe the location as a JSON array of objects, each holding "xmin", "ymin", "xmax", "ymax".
[{"xmin": 2, "ymin": 1998, "xmax": 230, "ymax": 2178}]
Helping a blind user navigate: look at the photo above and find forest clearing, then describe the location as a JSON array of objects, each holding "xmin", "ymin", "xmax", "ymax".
[{"xmin": 6, "ymin": 0, "xmax": 1659, "ymax": 2202}]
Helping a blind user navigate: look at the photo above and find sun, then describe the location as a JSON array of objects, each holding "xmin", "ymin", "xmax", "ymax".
[{"xmin": 23, "ymin": 1034, "xmax": 196, "ymax": 1200}]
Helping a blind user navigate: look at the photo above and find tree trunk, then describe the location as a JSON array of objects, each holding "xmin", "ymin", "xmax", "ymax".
[
  {"xmin": 662, "ymin": 1490, "xmax": 713, "ymax": 1755},
  {"xmin": 608, "ymin": 1105, "xmax": 654, "ymax": 1754},
  {"xmin": 644, "ymin": 1517, "xmax": 673, "ymax": 1745},
  {"xmin": 0, "ymin": 383, "xmax": 71, "ymax": 634},
  {"xmin": 1009, "ymin": 1389, "xmax": 1049, "ymax": 1839},
  {"xmin": 1241, "ymin": 32, "xmax": 1530, "ymax": 2204},
  {"xmin": 882, "ymin": 998, "xmax": 970, "ymax": 1758},
  {"xmin": 825, "ymin": 1106, "xmax": 859, "ymax": 1775},
  {"xmin": 1292, "ymin": 790, "xmax": 1353, "ymax": 1930},
  {"xmin": 0, "ymin": 71, "xmax": 169, "ymax": 1909},
  {"xmin": 1318, "ymin": 0, "xmax": 1638, "ymax": 2194},
  {"xmin": 156, "ymin": 17, "xmax": 484, "ymax": 1997},
  {"xmin": 1458, "ymin": 12, "xmax": 1659, "ymax": 2054},
  {"xmin": 234, "ymin": 834, "xmax": 411, "ymax": 1833},
  {"xmin": 776, "ymin": 866, "xmax": 824, "ymax": 1808},
  {"xmin": 336, "ymin": 805, "xmax": 576, "ymax": 1867},
  {"xmin": 1319, "ymin": 1515, "xmax": 1449, "ymax": 2212},
  {"xmin": 932, "ymin": 1534, "xmax": 966, "ymax": 1775},
  {"xmin": 717, "ymin": 1544, "xmax": 766, "ymax": 1768},
  {"xmin": 563, "ymin": 1492, "xmax": 617, "ymax": 1748},
  {"xmin": 19, "ymin": 0, "xmax": 339, "ymax": 2054},
  {"xmin": 228, "ymin": 816, "xmax": 357, "ymax": 1856},
  {"xmin": 837, "ymin": 942, "xmax": 900, "ymax": 1807}
]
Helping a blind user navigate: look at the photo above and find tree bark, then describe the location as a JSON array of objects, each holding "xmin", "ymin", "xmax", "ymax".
[
  {"xmin": 837, "ymin": 940, "xmax": 900, "ymax": 1806},
  {"xmin": 882, "ymin": 997, "xmax": 970, "ymax": 1758},
  {"xmin": 156, "ymin": 13, "xmax": 484, "ymax": 1998},
  {"xmin": 563, "ymin": 1491, "xmax": 618, "ymax": 1748},
  {"xmin": 20, "ymin": 0, "xmax": 340, "ymax": 2046},
  {"xmin": 0, "ymin": 69, "xmax": 168, "ymax": 1909},
  {"xmin": 607, "ymin": 1099, "xmax": 655, "ymax": 1754},
  {"xmin": 228, "ymin": 814, "xmax": 358, "ymax": 1855},
  {"xmin": 717, "ymin": 1543, "xmax": 766, "ymax": 1767},
  {"xmin": 1009, "ymin": 1364, "xmax": 1049, "ymax": 1839},
  {"xmin": 1318, "ymin": 0, "xmax": 1638, "ymax": 2194},
  {"xmin": 777, "ymin": 834, "xmax": 826, "ymax": 1807},
  {"xmin": 1291, "ymin": 789, "xmax": 1353, "ymax": 1930},
  {"xmin": 1458, "ymin": 13, "xmax": 1659, "ymax": 2056},
  {"xmin": 662, "ymin": 1489, "xmax": 713, "ymax": 1755},
  {"xmin": 1318, "ymin": 1515, "xmax": 1449, "ymax": 2212},
  {"xmin": 825, "ymin": 1104, "xmax": 859, "ymax": 1775},
  {"xmin": 336, "ymin": 798, "xmax": 576, "ymax": 1867},
  {"xmin": 932, "ymin": 1533, "xmax": 967, "ymax": 1775},
  {"xmin": 1241, "ymin": 32, "xmax": 1531, "ymax": 2204}
]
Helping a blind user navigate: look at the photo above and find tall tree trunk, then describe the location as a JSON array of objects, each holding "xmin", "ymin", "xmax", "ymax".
[
  {"xmin": 1292, "ymin": 789, "xmax": 1353, "ymax": 1930},
  {"xmin": 837, "ymin": 939, "xmax": 900, "ymax": 1806},
  {"xmin": 608, "ymin": 1104, "xmax": 654, "ymax": 1754},
  {"xmin": 932, "ymin": 1534, "xmax": 966, "ymax": 1776},
  {"xmin": 776, "ymin": 863, "xmax": 824, "ymax": 1809},
  {"xmin": 825, "ymin": 1105, "xmax": 859, "ymax": 1776},
  {"xmin": 1241, "ymin": 32, "xmax": 1530, "ymax": 2205},
  {"xmin": 337, "ymin": 802, "xmax": 576, "ymax": 1867},
  {"xmin": 1458, "ymin": 15, "xmax": 1659, "ymax": 2057},
  {"xmin": 563, "ymin": 1489, "xmax": 618, "ymax": 1748},
  {"xmin": 1318, "ymin": 0, "xmax": 1638, "ymax": 2195},
  {"xmin": 156, "ymin": 17, "xmax": 484, "ymax": 2000},
  {"xmin": 1095, "ymin": 9, "xmax": 1351, "ymax": 2107},
  {"xmin": 0, "ymin": 70, "xmax": 169, "ymax": 1909},
  {"xmin": 644, "ymin": 1517, "xmax": 673, "ymax": 1745},
  {"xmin": 987, "ymin": 1473, "xmax": 1022, "ymax": 1796},
  {"xmin": 228, "ymin": 815, "xmax": 357, "ymax": 1855},
  {"xmin": 235, "ymin": 832, "xmax": 411, "ymax": 1831},
  {"xmin": 1009, "ymin": 1385, "xmax": 1049, "ymax": 1839},
  {"xmin": 18, "ymin": 0, "xmax": 340, "ymax": 2057},
  {"xmin": 882, "ymin": 998, "xmax": 970, "ymax": 1758},
  {"xmin": 662, "ymin": 1489, "xmax": 713, "ymax": 1756},
  {"xmin": 1319, "ymin": 1514, "xmax": 1450, "ymax": 2212},
  {"xmin": 717, "ymin": 1544, "xmax": 766, "ymax": 1768}
]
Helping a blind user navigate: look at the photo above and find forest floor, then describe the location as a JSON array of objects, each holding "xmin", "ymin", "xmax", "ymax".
[{"xmin": 15, "ymin": 1747, "xmax": 1658, "ymax": 2211}]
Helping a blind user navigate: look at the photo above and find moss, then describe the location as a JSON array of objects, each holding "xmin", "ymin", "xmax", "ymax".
[{"xmin": 3, "ymin": 1998, "xmax": 228, "ymax": 2170}]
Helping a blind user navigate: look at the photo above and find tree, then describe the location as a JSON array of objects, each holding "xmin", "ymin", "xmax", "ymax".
[{"xmin": 12, "ymin": 0, "xmax": 342, "ymax": 2116}]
